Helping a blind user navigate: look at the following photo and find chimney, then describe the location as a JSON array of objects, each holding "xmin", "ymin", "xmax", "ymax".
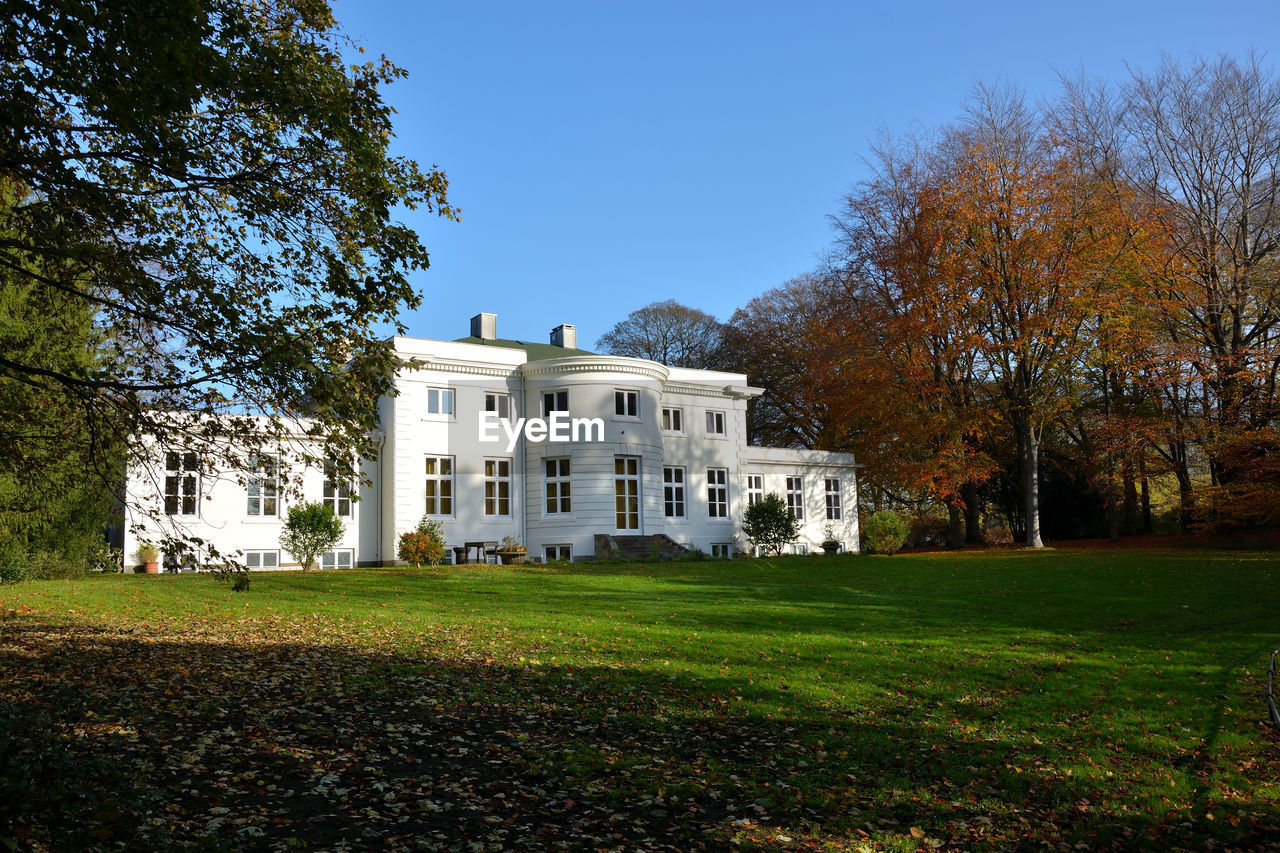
[
  {"xmin": 470, "ymin": 313, "xmax": 497, "ymax": 341},
  {"xmin": 550, "ymin": 323, "xmax": 576, "ymax": 349}
]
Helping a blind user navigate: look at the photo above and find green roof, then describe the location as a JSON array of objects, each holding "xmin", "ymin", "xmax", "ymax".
[{"xmin": 453, "ymin": 336, "xmax": 596, "ymax": 362}]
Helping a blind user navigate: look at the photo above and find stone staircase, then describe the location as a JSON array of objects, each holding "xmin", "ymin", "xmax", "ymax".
[{"xmin": 593, "ymin": 533, "xmax": 690, "ymax": 561}]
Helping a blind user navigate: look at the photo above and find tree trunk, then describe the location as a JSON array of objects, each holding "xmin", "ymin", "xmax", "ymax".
[
  {"xmin": 1139, "ymin": 455, "xmax": 1153, "ymax": 534},
  {"xmin": 962, "ymin": 482, "xmax": 982, "ymax": 544},
  {"xmin": 1122, "ymin": 466, "xmax": 1139, "ymax": 535},
  {"xmin": 947, "ymin": 502, "xmax": 964, "ymax": 549},
  {"xmin": 1022, "ymin": 427, "xmax": 1045, "ymax": 548}
]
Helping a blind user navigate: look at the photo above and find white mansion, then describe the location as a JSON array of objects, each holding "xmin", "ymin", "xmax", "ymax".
[{"xmin": 123, "ymin": 314, "xmax": 860, "ymax": 569}]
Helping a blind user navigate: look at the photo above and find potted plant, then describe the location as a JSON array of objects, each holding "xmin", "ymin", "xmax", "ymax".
[
  {"xmin": 821, "ymin": 525, "xmax": 841, "ymax": 556},
  {"xmin": 138, "ymin": 542, "xmax": 160, "ymax": 573},
  {"xmin": 497, "ymin": 536, "xmax": 527, "ymax": 565}
]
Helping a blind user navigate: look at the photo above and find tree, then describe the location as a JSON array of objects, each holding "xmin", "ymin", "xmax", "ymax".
[
  {"xmin": 0, "ymin": 0, "xmax": 455, "ymax": 561},
  {"xmin": 0, "ymin": 180, "xmax": 122, "ymax": 575},
  {"xmin": 595, "ymin": 300, "xmax": 726, "ymax": 368},
  {"xmin": 742, "ymin": 493, "xmax": 800, "ymax": 557},
  {"xmin": 280, "ymin": 502, "xmax": 344, "ymax": 572}
]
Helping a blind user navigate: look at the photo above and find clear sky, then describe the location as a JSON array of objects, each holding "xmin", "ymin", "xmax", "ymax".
[{"xmin": 334, "ymin": 0, "xmax": 1271, "ymax": 348}]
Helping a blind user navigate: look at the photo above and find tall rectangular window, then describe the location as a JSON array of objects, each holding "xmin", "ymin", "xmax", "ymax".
[
  {"xmin": 324, "ymin": 457, "xmax": 353, "ymax": 518},
  {"xmin": 825, "ymin": 478, "xmax": 843, "ymax": 520},
  {"xmin": 747, "ymin": 474, "xmax": 764, "ymax": 506},
  {"xmin": 614, "ymin": 456, "xmax": 640, "ymax": 530},
  {"xmin": 246, "ymin": 454, "xmax": 279, "ymax": 517},
  {"xmin": 426, "ymin": 387, "xmax": 454, "ymax": 416},
  {"xmin": 786, "ymin": 476, "xmax": 805, "ymax": 520},
  {"xmin": 705, "ymin": 410, "xmax": 726, "ymax": 436},
  {"xmin": 164, "ymin": 451, "xmax": 199, "ymax": 516},
  {"xmin": 614, "ymin": 389, "xmax": 639, "ymax": 418},
  {"xmin": 484, "ymin": 458, "xmax": 512, "ymax": 516},
  {"xmin": 485, "ymin": 392, "xmax": 512, "ymax": 420},
  {"xmin": 544, "ymin": 457, "xmax": 571, "ymax": 514},
  {"xmin": 707, "ymin": 467, "xmax": 728, "ymax": 518},
  {"xmin": 663, "ymin": 466, "xmax": 686, "ymax": 518},
  {"xmin": 542, "ymin": 390, "xmax": 568, "ymax": 416},
  {"xmin": 424, "ymin": 456, "xmax": 453, "ymax": 515},
  {"xmin": 661, "ymin": 407, "xmax": 683, "ymax": 432}
]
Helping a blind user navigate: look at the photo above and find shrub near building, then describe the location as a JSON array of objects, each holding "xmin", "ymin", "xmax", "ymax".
[{"xmin": 862, "ymin": 511, "xmax": 908, "ymax": 555}]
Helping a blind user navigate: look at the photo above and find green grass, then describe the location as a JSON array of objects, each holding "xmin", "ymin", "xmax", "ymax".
[{"xmin": 2, "ymin": 549, "xmax": 1278, "ymax": 850}]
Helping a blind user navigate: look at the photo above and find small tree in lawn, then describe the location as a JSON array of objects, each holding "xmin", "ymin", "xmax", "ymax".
[
  {"xmin": 280, "ymin": 502, "xmax": 344, "ymax": 572},
  {"xmin": 742, "ymin": 493, "xmax": 800, "ymax": 557}
]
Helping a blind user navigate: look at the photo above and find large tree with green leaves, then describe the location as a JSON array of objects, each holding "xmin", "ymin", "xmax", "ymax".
[{"xmin": 0, "ymin": 0, "xmax": 454, "ymax": 558}]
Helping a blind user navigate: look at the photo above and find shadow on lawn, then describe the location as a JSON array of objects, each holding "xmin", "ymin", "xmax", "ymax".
[{"xmin": 3, "ymin": 619, "xmax": 1278, "ymax": 852}]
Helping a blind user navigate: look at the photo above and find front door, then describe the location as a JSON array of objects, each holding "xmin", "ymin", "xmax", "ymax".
[{"xmin": 614, "ymin": 456, "xmax": 640, "ymax": 531}]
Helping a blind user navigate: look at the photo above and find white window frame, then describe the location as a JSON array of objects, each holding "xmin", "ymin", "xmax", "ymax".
[
  {"xmin": 542, "ymin": 389, "xmax": 569, "ymax": 417},
  {"xmin": 661, "ymin": 407, "xmax": 683, "ymax": 433},
  {"xmin": 707, "ymin": 467, "xmax": 729, "ymax": 519},
  {"xmin": 424, "ymin": 456, "xmax": 454, "ymax": 516},
  {"xmin": 324, "ymin": 457, "xmax": 353, "ymax": 518},
  {"xmin": 484, "ymin": 457, "xmax": 513, "ymax": 517},
  {"xmin": 614, "ymin": 456, "xmax": 641, "ymax": 530},
  {"xmin": 825, "ymin": 478, "xmax": 843, "ymax": 521},
  {"xmin": 244, "ymin": 550, "xmax": 279, "ymax": 570},
  {"xmin": 321, "ymin": 549, "xmax": 354, "ymax": 570},
  {"xmin": 786, "ymin": 476, "xmax": 805, "ymax": 521},
  {"xmin": 425, "ymin": 387, "xmax": 454, "ymax": 418},
  {"xmin": 544, "ymin": 457, "xmax": 571, "ymax": 515},
  {"xmin": 246, "ymin": 453, "xmax": 279, "ymax": 518},
  {"xmin": 663, "ymin": 466, "xmax": 686, "ymax": 518},
  {"xmin": 485, "ymin": 392, "xmax": 513, "ymax": 420},
  {"xmin": 544, "ymin": 544, "xmax": 572, "ymax": 563},
  {"xmin": 747, "ymin": 474, "xmax": 764, "ymax": 506},
  {"xmin": 711, "ymin": 543, "xmax": 732, "ymax": 558},
  {"xmin": 614, "ymin": 389, "xmax": 640, "ymax": 419},
  {"xmin": 705, "ymin": 410, "xmax": 726, "ymax": 437},
  {"xmin": 164, "ymin": 450, "xmax": 200, "ymax": 517}
]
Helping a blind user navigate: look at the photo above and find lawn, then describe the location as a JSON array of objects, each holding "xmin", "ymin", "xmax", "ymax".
[{"xmin": 1, "ymin": 550, "xmax": 1278, "ymax": 851}]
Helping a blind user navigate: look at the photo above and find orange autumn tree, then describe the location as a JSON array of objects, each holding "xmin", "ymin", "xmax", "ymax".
[
  {"xmin": 829, "ymin": 138, "xmax": 997, "ymax": 544},
  {"xmin": 924, "ymin": 87, "xmax": 1130, "ymax": 547}
]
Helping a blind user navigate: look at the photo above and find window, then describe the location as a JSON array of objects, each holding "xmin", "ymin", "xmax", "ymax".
[
  {"xmin": 424, "ymin": 456, "xmax": 453, "ymax": 515},
  {"xmin": 614, "ymin": 389, "xmax": 639, "ymax": 418},
  {"xmin": 705, "ymin": 410, "xmax": 726, "ymax": 436},
  {"xmin": 747, "ymin": 474, "xmax": 764, "ymax": 506},
  {"xmin": 544, "ymin": 458, "xmax": 571, "ymax": 514},
  {"xmin": 711, "ymin": 543, "xmax": 732, "ymax": 559},
  {"xmin": 542, "ymin": 390, "xmax": 569, "ymax": 416},
  {"xmin": 707, "ymin": 467, "xmax": 728, "ymax": 518},
  {"xmin": 164, "ymin": 451, "xmax": 199, "ymax": 516},
  {"xmin": 426, "ymin": 387, "xmax": 454, "ymax": 416},
  {"xmin": 786, "ymin": 476, "xmax": 804, "ymax": 520},
  {"xmin": 485, "ymin": 392, "xmax": 512, "ymax": 420},
  {"xmin": 321, "ymin": 549, "xmax": 354, "ymax": 570},
  {"xmin": 614, "ymin": 456, "xmax": 640, "ymax": 530},
  {"xmin": 663, "ymin": 466, "xmax": 686, "ymax": 518},
  {"xmin": 791, "ymin": 542, "xmax": 809, "ymax": 556},
  {"xmin": 825, "ymin": 478, "xmax": 843, "ymax": 521},
  {"xmin": 324, "ymin": 457, "xmax": 353, "ymax": 518},
  {"xmin": 244, "ymin": 550, "xmax": 279, "ymax": 570},
  {"xmin": 544, "ymin": 544, "xmax": 571, "ymax": 563},
  {"xmin": 246, "ymin": 454, "xmax": 279, "ymax": 517},
  {"xmin": 484, "ymin": 458, "xmax": 512, "ymax": 516},
  {"xmin": 661, "ymin": 407, "xmax": 683, "ymax": 432}
]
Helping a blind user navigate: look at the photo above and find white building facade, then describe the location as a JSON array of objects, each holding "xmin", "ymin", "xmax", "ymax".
[{"xmin": 123, "ymin": 315, "xmax": 860, "ymax": 569}]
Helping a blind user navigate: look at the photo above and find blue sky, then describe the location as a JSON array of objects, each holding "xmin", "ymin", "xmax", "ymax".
[{"xmin": 335, "ymin": 1, "xmax": 1270, "ymax": 348}]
